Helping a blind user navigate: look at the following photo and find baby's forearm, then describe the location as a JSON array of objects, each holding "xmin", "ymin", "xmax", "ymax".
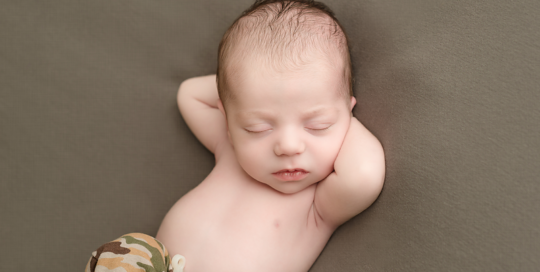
[
  {"xmin": 181, "ymin": 74, "xmax": 219, "ymax": 109},
  {"xmin": 177, "ymin": 74, "xmax": 227, "ymax": 154},
  {"xmin": 314, "ymin": 117, "xmax": 385, "ymax": 227}
]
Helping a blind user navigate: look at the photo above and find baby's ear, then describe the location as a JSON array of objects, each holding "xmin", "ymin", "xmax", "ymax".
[
  {"xmin": 217, "ymin": 99, "xmax": 227, "ymax": 118},
  {"xmin": 217, "ymin": 100, "xmax": 232, "ymax": 142},
  {"xmin": 349, "ymin": 96, "xmax": 357, "ymax": 111}
]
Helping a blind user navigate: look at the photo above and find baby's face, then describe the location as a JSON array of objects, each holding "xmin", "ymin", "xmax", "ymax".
[{"xmin": 221, "ymin": 59, "xmax": 355, "ymax": 194}]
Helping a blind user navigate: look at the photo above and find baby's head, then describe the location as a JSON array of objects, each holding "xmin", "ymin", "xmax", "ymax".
[
  {"xmin": 216, "ymin": 0, "xmax": 356, "ymax": 194},
  {"xmin": 217, "ymin": 0, "xmax": 352, "ymax": 106}
]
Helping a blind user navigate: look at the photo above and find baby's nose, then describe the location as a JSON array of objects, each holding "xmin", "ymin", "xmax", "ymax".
[{"xmin": 274, "ymin": 130, "xmax": 305, "ymax": 156}]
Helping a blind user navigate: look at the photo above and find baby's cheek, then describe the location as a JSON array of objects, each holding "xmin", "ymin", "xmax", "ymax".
[
  {"xmin": 235, "ymin": 145, "xmax": 265, "ymax": 177},
  {"xmin": 315, "ymin": 139, "xmax": 342, "ymax": 167},
  {"xmin": 315, "ymin": 132, "xmax": 340, "ymax": 152}
]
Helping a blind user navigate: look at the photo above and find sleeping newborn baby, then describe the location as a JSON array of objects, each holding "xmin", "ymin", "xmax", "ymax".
[{"xmin": 85, "ymin": 0, "xmax": 385, "ymax": 271}]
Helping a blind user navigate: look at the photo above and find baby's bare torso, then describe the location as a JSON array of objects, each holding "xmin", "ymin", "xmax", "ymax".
[{"xmin": 157, "ymin": 144, "xmax": 335, "ymax": 272}]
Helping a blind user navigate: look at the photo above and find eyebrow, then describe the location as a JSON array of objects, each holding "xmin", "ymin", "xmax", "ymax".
[
  {"xmin": 239, "ymin": 106, "xmax": 338, "ymax": 119},
  {"xmin": 301, "ymin": 106, "xmax": 338, "ymax": 118},
  {"xmin": 238, "ymin": 110, "xmax": 275, "ymax": 119}
]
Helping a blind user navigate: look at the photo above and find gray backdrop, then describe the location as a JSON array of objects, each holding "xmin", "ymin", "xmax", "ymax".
[{"xmin": 1, "ymin": 0, "xmax": 539, "ymax": 271}]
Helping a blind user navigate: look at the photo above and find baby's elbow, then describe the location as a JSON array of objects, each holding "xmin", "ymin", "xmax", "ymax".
[
  {"xmin": 363, "ymin": 140, "xmax": 386, "ymax": 196},
  {"xmin": 177, "ymin": 79, "xmax": 195, "ymax": 111},
  {"xmin": 364, "ymin": 163, "xmax": 385, "ymax": 198},
  {"xmin": 352, "ymin": 153, "xmax": 386, "ymax": 201},
  {"xmin": 350, "ymin": 164, "xmax": 385, "ymax": 213}
]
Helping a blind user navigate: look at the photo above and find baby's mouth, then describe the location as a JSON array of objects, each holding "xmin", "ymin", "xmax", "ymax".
[{"xmin": 272, "ymin": 169, "xmax": 308, "ymax": 181}]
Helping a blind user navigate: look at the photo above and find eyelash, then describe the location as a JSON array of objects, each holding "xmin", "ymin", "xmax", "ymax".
[
  {"xmin": 244, "ymin": 124, "xmax": 332, "ymax": 133},
  {"xmin": 245, "ymin": 129, "xmax": 271, "ymax": 133},
  {"xmin": 307, "ymin": 126, "xmax": 330, "ymax": 131},
  {"xmin": 245, "ymin": 128, "xmax": 330, "ymax": 134}
]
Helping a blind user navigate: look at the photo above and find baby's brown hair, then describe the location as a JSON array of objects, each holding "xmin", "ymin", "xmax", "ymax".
[{"xmin": 216, "ymin": 0, "xmax": 353, "ymax": 107}]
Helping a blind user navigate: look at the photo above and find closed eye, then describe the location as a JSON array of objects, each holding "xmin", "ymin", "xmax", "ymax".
[
  {"xmin": 306, "ymin": 125, "xmax": 331, "ymax": 131},
  {"xmin": 245, "ymin": 128, "xmax": 271, "ymax": 133},
  {"xmin": 244, "ymin": 126, "xmax": 272, "ymax": 133}
]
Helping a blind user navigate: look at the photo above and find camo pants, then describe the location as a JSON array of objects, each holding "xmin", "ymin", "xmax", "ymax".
[{"xmin": 85, "ymin": 233, "xmax": 185, "ymax": 272}]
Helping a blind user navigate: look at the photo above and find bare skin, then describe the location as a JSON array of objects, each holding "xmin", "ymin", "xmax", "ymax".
[{"xmin": 157, "ymin": 59, "xmax": 385, "ymax": 272}]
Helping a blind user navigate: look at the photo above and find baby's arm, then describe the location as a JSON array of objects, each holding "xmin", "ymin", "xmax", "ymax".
[
  {"xmin": 177, "ymin": 74, "xmax": 227, "ymax": 155},
  {"xmin": 313, "ymin": 117, "xmax": 385, "ymax": 228}
]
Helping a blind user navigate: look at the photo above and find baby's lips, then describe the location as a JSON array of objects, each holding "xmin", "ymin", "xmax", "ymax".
[
  {"xmin": 272, "ymin": 169, "xmax": 309, "ymax": 181},
  {"xmin": 273, "ymin": 168, "xmax": 308, "ymax": 174}
]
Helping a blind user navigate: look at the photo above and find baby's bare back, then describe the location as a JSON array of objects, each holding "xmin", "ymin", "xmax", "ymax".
[{"xmin": 157, "ymin": 144, "xmax": 335, "ymax": 272}]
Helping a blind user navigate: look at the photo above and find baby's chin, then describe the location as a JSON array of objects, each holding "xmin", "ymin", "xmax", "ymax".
[{"xmin": 259, "ymin": 175, "xmax": 326, "ymax": 195}]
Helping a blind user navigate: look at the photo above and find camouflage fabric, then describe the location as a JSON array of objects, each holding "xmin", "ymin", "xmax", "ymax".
[{"xmin": 85, "ymin": 233, "xmax": 180, "ymax": 272}]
